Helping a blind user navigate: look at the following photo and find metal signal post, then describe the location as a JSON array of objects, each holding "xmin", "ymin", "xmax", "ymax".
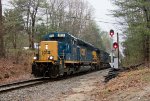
[
  {"xmin": 117, "ymin": 33, "xmax": 119, "ymax": 68},
  {"xmin": 109, "ymin": 29, "xmax": 114, "ymax": 65}
]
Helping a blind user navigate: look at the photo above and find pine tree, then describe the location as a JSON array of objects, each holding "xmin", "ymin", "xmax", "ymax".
[{"xmin": 112, "ymin": 0, "xmax": 150, "ymax": 65}]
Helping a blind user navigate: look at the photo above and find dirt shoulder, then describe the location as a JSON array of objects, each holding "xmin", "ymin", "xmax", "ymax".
[
  {"xmin": 60, "ymin": 67, "xmax": 150, "ymax": 101},
  {"xmin": 94, "ymin": 67, "xmax": 150, "ymax": 101}
]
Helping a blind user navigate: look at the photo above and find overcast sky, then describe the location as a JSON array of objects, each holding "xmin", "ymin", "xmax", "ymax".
[
  {"xmin": 87, "ymin": 0, "xmax": 126, "ymax": 56},
  {"xmin": 87, "ymin": 0, "xmax": 118, "ymax": 31},
  {"xmin": 87, "ymin": 0, "xmax": 124, "ymax": 39}
]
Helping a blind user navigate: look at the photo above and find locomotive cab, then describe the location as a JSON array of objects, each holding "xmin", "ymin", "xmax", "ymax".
[
  {"xmin": 32, "ymin": 33, "xmax": 66, "ymax": 77},
  {"xmin": 36, "ymin": 41, "xmax": 58, "ymax": 62}
]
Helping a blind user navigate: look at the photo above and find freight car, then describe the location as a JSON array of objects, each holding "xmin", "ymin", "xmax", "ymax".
[{"xmin": 32, "ymin": 32, "xmax": 110, "ymax": 78}]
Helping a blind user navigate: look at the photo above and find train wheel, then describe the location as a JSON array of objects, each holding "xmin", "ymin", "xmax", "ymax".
[
  {"xmin": 32, "ymin": 64, "xmax": 39, "ymax": 77},
  {"xmin": 63, "ymin": 72, "xmax": 67, "ymax": 77},
  {"xmin": 31, "ymin": 64, "xmax": 36, "ymax": 74},
  {"xmin": 50, "ymin": 65, "xmax": 59, "ymax": 78},
  {"xmin": 91, "ymin": 64, "xmax": 95, "ymax": 71}
]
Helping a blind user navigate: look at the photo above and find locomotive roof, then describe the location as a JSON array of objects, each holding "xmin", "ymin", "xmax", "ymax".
[
  {"xmin": 42, "ymin": 32, "xmax": 67, "ymax": 40},
  {"xmin": 43, "ymin": 32, "xmax": 99, "ymax": 50}
]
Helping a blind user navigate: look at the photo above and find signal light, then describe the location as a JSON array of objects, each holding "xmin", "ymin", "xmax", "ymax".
[
  {"xmin": 110, "ymin": 29, "xmax": 114, "ymax": 37},
  {"xmin": 113, "ymin": 42, "xmax": 118, "ymax": 49}
]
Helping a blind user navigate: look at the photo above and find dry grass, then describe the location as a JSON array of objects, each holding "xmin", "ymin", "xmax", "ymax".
[
  {"xmin": 105, "ymin": 67, "xmax": 150, "ymax": 92},
  {"xmin": 93, "ymin": 66, "xmax": 150, "ymax": 100}
]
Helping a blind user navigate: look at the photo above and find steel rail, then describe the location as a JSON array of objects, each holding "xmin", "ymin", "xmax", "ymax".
[{"xmin": 0, "ymin": 78, "xmax": 49, "ymax": 93}]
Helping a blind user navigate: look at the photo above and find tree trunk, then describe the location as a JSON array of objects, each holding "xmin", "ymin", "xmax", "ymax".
[
  {"xmin": 142, "ymin": 3, "xmax": 150, "ymax": 65},
  {"xmin": 30, "ymin": 0, "xmax": 40, "ymax": 50},
  {"xmin": 0, "ymin": 0, "xmax": 5, "ymax": 58},
  {"xmin": 31, "ymin": 18, "xmax": 35, "ymax": 49},
  {"xmin": 26, "ymin": 0, "xmax": 32, "ymax": 49}
]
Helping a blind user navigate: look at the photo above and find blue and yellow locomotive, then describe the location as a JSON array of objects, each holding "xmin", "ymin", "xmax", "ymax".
[{"xmin": 32, "ymin": 32, "xmax": 110, "ymax": 78}]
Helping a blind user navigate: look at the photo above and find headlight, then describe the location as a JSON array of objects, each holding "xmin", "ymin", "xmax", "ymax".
[
  {"xmin": 33, "ymin": 56, "xmax": 37, "ymax": 60},
  {"xmin": 49, "ymin": 56, "xmax": 54, "ymax": 60}
]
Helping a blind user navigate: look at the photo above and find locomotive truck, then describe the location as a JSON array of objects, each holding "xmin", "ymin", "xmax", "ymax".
[{"xmin": 32, "ymin": 32, "xmax": 110, "ymax": 78}]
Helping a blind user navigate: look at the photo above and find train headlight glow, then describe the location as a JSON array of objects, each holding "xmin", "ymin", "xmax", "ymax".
[
  {"xmin": 49, "ymin": 56, "xmax": 54, "ymax": 60},
  {"xmin": 33, "ymin": 56, "xmax": 37, "ymax": 60}
]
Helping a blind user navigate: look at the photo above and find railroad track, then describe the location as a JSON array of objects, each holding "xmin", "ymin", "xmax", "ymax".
[
  {"xmin": 0, "ymin": 78, "xmax": 49, "ymax": 93},
  {"xmin": 0, "ymin": 68, "xmax": 110, "ymax": 94}
]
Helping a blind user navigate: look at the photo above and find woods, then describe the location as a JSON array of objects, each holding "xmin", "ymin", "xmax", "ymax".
[
  {"xmin": 0, "ymin": 0, "xmax": 110, "ymax": 59},
  {"xmin": 112, "ymin": 0, "xmax": 150, "ymax": 65},
  {"xmin": 1, "ymin": 0, "xmax": 149, "ymax": 65}
]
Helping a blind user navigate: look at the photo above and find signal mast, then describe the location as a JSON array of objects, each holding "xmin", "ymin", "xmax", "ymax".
[{"xmin": 109, "ymin": 29, "xmax": 119, "ymax": 69}]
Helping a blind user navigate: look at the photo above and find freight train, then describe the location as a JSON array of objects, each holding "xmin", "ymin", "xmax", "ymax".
[{"xmin": 32, "ymin": 32, "xmax": 110, "ymax": 78}]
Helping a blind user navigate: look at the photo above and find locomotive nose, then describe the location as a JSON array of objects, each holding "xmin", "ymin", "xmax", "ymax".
[{"xmin": 39, "ymin": 41, "xmax": 58, "ymax": 61}]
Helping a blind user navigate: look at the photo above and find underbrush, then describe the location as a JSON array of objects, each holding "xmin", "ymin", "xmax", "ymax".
[
  {"xmin": 98, "ymin": 67, "xmax": 150, "ymax": 97},
  {"xmin": 0, "ymin": 49, "xmax": 35, "ymax": 83},
  {"xmin": 121, "ymin": 57, "xmax": 144, "ymax": 67}
]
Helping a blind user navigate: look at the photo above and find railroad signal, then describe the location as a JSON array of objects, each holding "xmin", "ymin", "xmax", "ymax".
[
  {"xmin": 113, "ymin": 42, "xmax": 118, "ymax": 49},
  {"xmin": 110, "ymin": 29, "xmax": 114, "ymax": 37}
]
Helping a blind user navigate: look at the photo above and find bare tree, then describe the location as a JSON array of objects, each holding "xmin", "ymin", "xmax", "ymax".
[
  {"xmin": 30, "ymin": 0, "xmax": 40, "ymax": 49},
  {"xmin": 11, "ymin": 0, "xmax": 43, "ymax": 49}
]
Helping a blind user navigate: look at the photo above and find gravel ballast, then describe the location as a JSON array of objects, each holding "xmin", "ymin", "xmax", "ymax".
[{"xmin": 0, "ymin": 69, "xmax": 108, "ymax": 101}]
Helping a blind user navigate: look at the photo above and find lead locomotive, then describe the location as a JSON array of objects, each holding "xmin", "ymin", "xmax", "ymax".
[{"xmin": 32, "ymin": 32, "xmax": 110, "ymax": 78}]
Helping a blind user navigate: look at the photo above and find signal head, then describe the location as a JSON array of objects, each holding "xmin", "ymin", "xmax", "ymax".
[
  {"xmin": 110, "ymin": 29, "xmax": 114, "ymax": 37},
  {"xmin": 113, "ymin": 42, "xmax": 118, "ymax": 49}
]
